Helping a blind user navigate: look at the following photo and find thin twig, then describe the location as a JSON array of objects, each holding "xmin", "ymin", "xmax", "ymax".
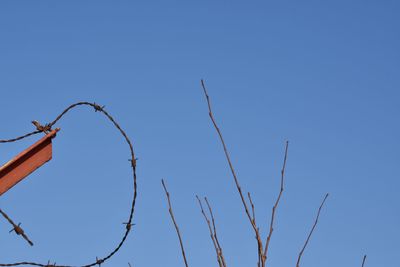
[
  {"xmin": 264, "ymin": 141, "xmax": 289, "ymax": 263},
  {"xmin": 162, "ymin": 179, "xmax": 189, "ymax": 267},
  {"xmin": 361, "ymin": 255, "xmax": 367, "ymax": 267},
  {"xmin": 196, "ymin": 196, "xmax": 220, "ymax": 266},
  {"xmin": 204, "ymin": 197, "xmax": 227, "ymax": 267},
  {"xmin": 196, "ymin": 196, "xmax": 227, "ymax": 267},
  {"xmin": 201, "ymin": 79, "xmax": 265, "ymax": 266},
  {"xmin": 247, "ymin": 192, "xmax": 256, "ymax": 224},
  {"xmin": 201, "ymin": 80, "xmax": 255, "ymax": 228},
  {"xmin": 296, "ymin": 193, "xmax": 329, "ymax": 267}
]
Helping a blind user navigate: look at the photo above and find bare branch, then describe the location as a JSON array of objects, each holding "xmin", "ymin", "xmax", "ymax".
[
  {"xmin": 196, "ymin": 196, "xmax": 220, "ymax": 266},
  {"xmin": 201, "ymin": 80, "xmax": 255, "ymax": 229},
  {"xmin": 162, "ymin": 179, "xmax": 189, "ymax": 267},
  {"xmin": 196, "ymin": 196, "xmax": 227, "ymax": 267},
  {"xmin": 201, "ymin": 79, "xmax": 265, "ymax": 266},
  {"xmin": 264, "ymin": 141, "xmax": 289, "ymax": 263},
  {"xmin": 296, "ymin": 193, "xmax": 329, "ymax": 267},
  {"xmin": 361, "ymin": 255, "xmax": 367, "ymax": 267},
  {"xmin": 205, "ymin": 197, "xmax": 227, "ymax": 267},
  {"xmin": 248, "ymin": 192, "xmax": 256, "ymax": 224}
]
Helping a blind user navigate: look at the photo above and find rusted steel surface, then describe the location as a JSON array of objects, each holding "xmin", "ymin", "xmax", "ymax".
[{"xmin": 0, "ymin": 128, "xmax": 59, "ymax": 196}]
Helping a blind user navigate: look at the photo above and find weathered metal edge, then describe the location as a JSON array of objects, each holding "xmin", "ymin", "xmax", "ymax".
[{"xmin": 0, "ymin": 128, "xmax": 60, "ymax": 196}]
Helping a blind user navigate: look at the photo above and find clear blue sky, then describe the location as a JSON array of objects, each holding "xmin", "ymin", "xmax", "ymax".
[{"xmin": 0, "ymin": 1, "xmax": 399, "ymax": 267}]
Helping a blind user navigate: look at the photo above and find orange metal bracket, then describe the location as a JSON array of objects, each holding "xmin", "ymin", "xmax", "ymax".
[{"xmin": 0, "ymin": 128, "xmax": 60, "ymax": 196}]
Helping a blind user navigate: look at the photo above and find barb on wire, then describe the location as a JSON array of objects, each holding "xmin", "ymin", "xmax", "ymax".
[
  {"xmin": 361, "ymin": 255, "xmax": 367, "ymax": 267},
  {"xmin": 95, "ymin": 257, "xmax": 104, "ymax": 267},
  {"xmin": 31, "ymin": 120, "xmax": 52, "ymax": 134},
  {"xmin": 93, "ymin": 103, "xmax": 105, "ymax": 112},
  {"xmin": 196, "ymin": 196, "xmax": 226, "ymax": 267},
  {"xmin": 123, "ymin": 222, "xmax": 135, "ymax": 231},
  {"xmin": 0, "ymin": 102, "xmax": 138, "ymax": 267},
  {"xmin": 0, "ymin": 208, "xmax": 34, "ymax": 246},
  {"xmin": 45, "ymin": 261, "xmax": 56, "ymax": 267},
  {"xmin": 161, "ymin": 179, "xmax": 190, "ymax": 267},
  {"xmin": 296, "ymin": 193, "xmax": 329, "ymax": 267}
]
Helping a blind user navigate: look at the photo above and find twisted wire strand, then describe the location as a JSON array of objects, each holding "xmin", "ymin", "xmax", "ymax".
[
  {"xmin": 0, "ymin": 102, "xmax": 137, "ymax": 267},
  {"xmin": 0, "ymin": 131, "xmax": 41, "ymax": 143}
]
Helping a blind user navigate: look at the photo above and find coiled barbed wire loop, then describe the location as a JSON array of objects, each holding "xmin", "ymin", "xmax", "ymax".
[{"xmin": 0, "ymin": 102, "xmax": 137, "ymax": 267}]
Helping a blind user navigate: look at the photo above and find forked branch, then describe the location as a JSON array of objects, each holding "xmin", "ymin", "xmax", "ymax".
[
  {"xmin": 162, "ymin": 179, "xmax": 189, "ymax": 267},
  {"xmin": 296, "ymin": 193, "xmax": 329, "ymax": 267},
  {"xmin": 205, "ymin": 198, "xmax": 226, "ymax": 267},
  {"xmin": 196, "ymin": 196, "xmax": 227, "ymax": 267},
  {"xmin": 247, "ymin": 192, "xmax": 256, "ymax": 225}
]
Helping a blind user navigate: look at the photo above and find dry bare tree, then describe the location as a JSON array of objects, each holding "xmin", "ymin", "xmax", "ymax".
[{"xmin": 160, "ymin": 80, "xmax": 348, "ymax": 267}]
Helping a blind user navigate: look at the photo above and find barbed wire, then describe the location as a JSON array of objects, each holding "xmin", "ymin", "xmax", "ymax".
[
  {"xmin": 0, "ymin": 102, "xmax": 138, "ymax": 267},
  {"xmin": 0, "ymin": 208, "xmax": 34, "ymax": 246}
]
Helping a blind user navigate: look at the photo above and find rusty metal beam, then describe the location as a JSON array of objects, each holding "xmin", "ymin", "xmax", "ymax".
[{"xmin": 0, "ymin": 128, "xmax": 60, "ymax": 196}]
